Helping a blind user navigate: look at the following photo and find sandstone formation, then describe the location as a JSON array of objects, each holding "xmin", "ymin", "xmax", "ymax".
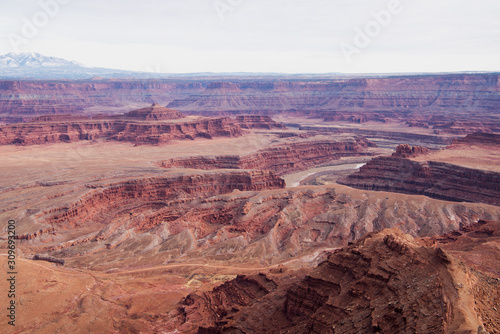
[
  {"xmin": 451, "ymin": 132, "xmax": 500, "ymax": 146},
  {"xmin": 172, "ymin": 227, "xmax": 500, "ymax": 333},
  {"xmin": 178, "ymin": 274, "xmax": 278, "ymax": 332},
  {"xmin": 0, "ymin": 79, "xmax": 205, "ymax": 116},
  {"xmin": 36, "ymin": 170, "xmax": 285, "ymax": 231},
  {"xmin": 1, "ymin": 74, "xmax": 499, "ymax": 136},
  {"xmin": 167, "ymin": 74, "xmax": 499, "ymax": 121},
  {"xmin": 298, "ymin": 125, "xmax": 454, "ymax": 146},
  {"xmin": 234, "ymin": 115, "xmax": 286, "ymax": 129},
  {"xmin": 0, "ymin": 110, "xmax": 243, "ymax": 145},
  {"xmin": 339, "ymin": 156, "xmax": 500, "ymax": 206},
  {"xmin": 24, "ymin": 183, "xmax": 499, "ymax": 273},
  {"xmin": 0, "ymin": 104, "xmax": 294, "ymax": 145},
  {"xmin": 30, "ymin": 114, "xmax": 91, "ymax": 122},
  {"xmin": 119, "ymin": 103, "xmax": 184, "ymax": 120},
  {"xmin": 392, "ymin": 144, "xmax": 431, "ymax": 157},
  {"xmin": 428, "ymin": 220, "xmax": 500, "ymax": 279},
  {"xmin": 157, "ymin": 137, "xmax": 374, "ymax": 175}
]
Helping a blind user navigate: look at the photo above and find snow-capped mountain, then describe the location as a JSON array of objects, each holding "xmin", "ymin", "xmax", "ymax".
[
  {"xmin": 0, "ymin": 52, "xmax": 83, "ymax": 68},
  {"xmin": 0, "ymin": 52, "xmax": 149, "ymax": 79}
]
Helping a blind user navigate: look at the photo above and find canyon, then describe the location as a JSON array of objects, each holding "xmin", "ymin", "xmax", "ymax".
[
  {"xmin": 184, "ymin": 222, "xmax": 500, "ymax": 334},
  {"xmin": 339, "ymin": 138, "xmax": 500, "ymax": 206},
  {"xmin": 0, "ymin": 104, "xmax": 291, "ymax": 145},
  {"xmin": 157, "ymin": 136, "xmax": 374, "ymax": 175},
  {"xmin": 0, "ymin": 72, "xmax": 499, "ymax": 334},
  {"xmin": 1, "ymin": 73, "xmax": 499, "ymax": 137}
]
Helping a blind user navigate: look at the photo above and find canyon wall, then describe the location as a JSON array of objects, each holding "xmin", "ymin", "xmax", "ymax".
[
  {"xmin": 451, "ymin": 132, "xmax": 500, "ymax": 146},
  {"xmin": 33, "ymin": 170, "xmax": 284, "ymax": 233},
  {"xmin": 392, "ymin": 144, "xmax": 431, "ymax": 158},
  {"xmin": 339, "ymin": 156, "xmax": 500, "ymax": 206},
  {"xmin": 0, "ymin": 116, "xmax": 243, "ymax": 145},
  {"xmin": 0, "ymin": 80, "xmax": 205, "ymax": 116},
  {"xmin": 181, "ymin": 227, "xmax": 500, "ymax": 333},
  {"xmin": 1, "ymin": 74, "xmax": 498, "ymax": 135},
  {"xmin": 158, "ymin": 137, "xmax": 374, "ymax": 175},
  {"xmin": 29, "ymin": 183, "xmax": 500, "ymax": 269}
]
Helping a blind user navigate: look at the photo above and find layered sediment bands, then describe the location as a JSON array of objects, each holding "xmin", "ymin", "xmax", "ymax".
[
  {"xmin": 118, "ymin": 103, "xmax": 184, "ymax": 120},
  {"xmin": 0, "ymin": 116, "xmax": 243, "ymax": 145},
  {"xmin": 392, "ymin": 144, "xmax": 430, "ymax": 157},
  {"xmin": 281, "ymin": 229, "xmax": 500, "ymax": 333},
  {"xmin": 1, "ymin": 74, "xmax": 498, "ymax": 130},
  {"xmin": 37, "ymin": 170, "xmax": 285, "ymax": 230},
  {"xmin": 38, "ymin": 184, "xmax": 500, "ymax": 269},
  {"xmin": 428, "ymin": 220, "xmax": 500, "ymax": 278},
  {"xmin": 176, "ymin": 228, "xmax": 500, "ymax": 333},
  {"xmin": 179, "ymin": 274, "xmax": 277, "ymax": 332},
  {"xmin": 0, "ymin": 80, "xmax": 205, "ymax": 116},
  {"xmin": 31, "ymin": 114, "xmax": 91, "ymax": 122},
  {"xmin": 108, "ymin": 117, "xmax": 243, "ymax": 144},
  {"xmin": 298, "ymin": 126, "xmax": 454, "ymax": 146},
  {"xmin": 234, "ymin": 115, "xmax": 285, "ymax": 129},
  {"xmin": 157, "ymin": 137, "xmax": 374, "ymax": 175},
  {"xmin": 167, "ymin": 74, "xmax": 500, "ymax": 118},
  {"xmin": 339, "ymin": 156, "xmax": 500, "ymax": 206},
  {"xmin": 451, "ymin": 132, "xmax": 500, "ymax": 146}
]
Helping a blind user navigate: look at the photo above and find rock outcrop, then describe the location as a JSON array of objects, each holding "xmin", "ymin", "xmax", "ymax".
[
  {"xmin": 0, "ymin": 80, "xmax": 205, "ymax": 116},
  {"xmin": 234, "ymin": 115, "xmax": 285, "ymax": 129},
  {"xmin": 157, "ymin": 137, "xmax": 374, "ymax": 175},
  {"xmin": 178, "ymin": 274, "xmax": 277, "ymax": 332},
  {"xmin": 451, "ymin": 132, "xmax": 500, "ymax": 146},
  {"xmin": 119, "ymin": 103, "xmax": 185, "ymax": 120},
  {"xmin": 428, "ymin": 220, "xmax": 500, "ymax": 279},
  {"xmin": 392, "ymin": 144, "xmax": 431, "ymax": 157},
  {"xmin": 1, "ymin": 74, "xmax": 499, "ymax": 136},
  {"xmin": 339, "ymin": 156, "xmax": 500, "ymax": 206},
  {"xmin": 37, "ymin": 170, "xmax": 285, "ymax": 230},
  {"xmin": 186, "ymin": 228, "xmax": 500, "ymax": 334},
  {"xmin": 0, "ymin": 114, "xmax": 243, "ymax": 145},
  {"xmin": 32, "ymin": 184, "xmax": 500, "ymax": 270}
]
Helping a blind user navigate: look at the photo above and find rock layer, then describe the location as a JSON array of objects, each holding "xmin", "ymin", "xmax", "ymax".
[
  {"xmin": 37, "ymin": 170, "xmax": 285, "ymax": 230},
  {"xmin": 339, "ymin": 156, "xmax": 500, "ymax": 206},
  {"xmin": 234, "ymin": 115, "xmax": 285, "ymax": 129},
  {"xmin": 1, "ymin": 74, "xmax": 499, "ymax": 136},
  {"xmin": 392, "ymin": 144, "xmax": 431, "ymax": 157},
  {"xmin": 119, "ymin": 103, "xmax": 185, "ymax": 120},
  {"xmin": 157, "ymin": 137, "xmax": 374, "ymax": 175},
  {"xmin": 0, "ymin": 115, "xmax": 243, "ymax": 145},
  {"xmin": 188, "ymin": 228, "xmax": 500, "ymax": 334},
  {"xmin": 451, "ymin": 132, "xmax": 500, "ymax": 146}
]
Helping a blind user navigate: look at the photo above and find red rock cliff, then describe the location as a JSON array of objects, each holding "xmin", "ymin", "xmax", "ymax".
[
  {"xmin": 0, "ymin": 116, "xmax": 242, "ymax": 145},
  {"xmin": 38, "ymin": 170, "xmax": 285, "ymax": 230},
  {"xmin": 339, "ymin": 156, "xmax": 500, "ymax": 206},
  {"xmin": 158, "ymin": 137, "xmax": 374, "ymax": 175}
]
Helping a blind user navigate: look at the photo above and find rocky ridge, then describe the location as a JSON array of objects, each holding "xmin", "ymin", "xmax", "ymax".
[
  {"xmin": 451, "ymin": 132, "xmax": 500, "ymax": 146},
  {"xmin": 0, "ymin": 104, "xmax": 255, "ymax": 145},
  {"xmin": 339, "ymin": 156, "xmax": 500, "ymax": 206},
  {"xmin": 157, "ymin": 137, "xmax": 374, "ymax": 175},
  {"xmin": 1, "ymin": 74, "xmax": 499, "ymax": 137},
  {"xmin": 185, "ymin": 226, "xmax": 500, "ymax": 334},
  {"xmin": 392, "ymin": 144, "xmax": 431, "ymax": 158},
  {"xmin": 21, "ymin": 183, "xmax": 500, "ymax": 273}
]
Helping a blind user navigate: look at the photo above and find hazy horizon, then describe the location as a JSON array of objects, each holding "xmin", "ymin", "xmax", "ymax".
[{"xmin": 1, "ymin": 0, "xmax": 499, "ymax": 74}]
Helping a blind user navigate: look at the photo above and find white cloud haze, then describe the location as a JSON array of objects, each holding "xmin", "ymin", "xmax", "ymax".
[{"xmin": 0, "ymin": 0, "xmax": 498, "ymax": 73}]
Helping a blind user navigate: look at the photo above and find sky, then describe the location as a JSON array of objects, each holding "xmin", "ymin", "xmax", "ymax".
[{"xmin": 0, "ymin": 0, "xmax": 499, "ymax": 73}]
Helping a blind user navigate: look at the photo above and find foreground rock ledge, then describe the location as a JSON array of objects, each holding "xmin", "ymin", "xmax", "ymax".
[{"xmin": 187, "ymin": 227, "xmax": 500, "ymax": 334}]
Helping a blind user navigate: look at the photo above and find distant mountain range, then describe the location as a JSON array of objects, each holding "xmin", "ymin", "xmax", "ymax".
[
  {"xmin": 0, "ymin": 52, "xmax": 349, "ymax": 80},
  {"xmin": 0, "ymin": 52, "xmax": 493, "ymax": 81},
  {"xmin": 0, "ymin": 52, "xmax": 168, "ymax": 79}
]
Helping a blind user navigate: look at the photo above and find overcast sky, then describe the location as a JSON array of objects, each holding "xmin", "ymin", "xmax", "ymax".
[{"xmin": 0, "ymin": 0, "xmax": 499, "ymax": 73}]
